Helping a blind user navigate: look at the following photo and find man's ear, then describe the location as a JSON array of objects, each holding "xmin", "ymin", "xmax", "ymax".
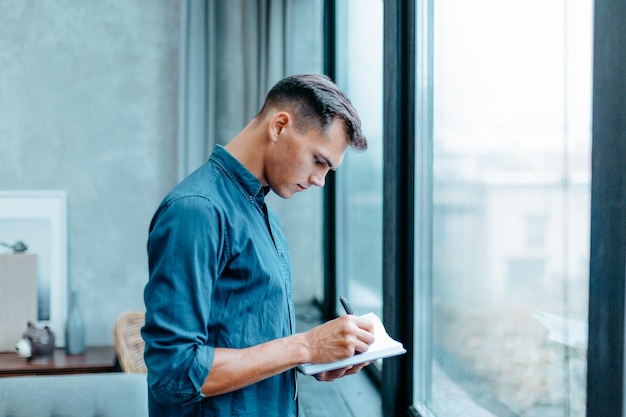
[{"xmin": 268, "ymin": 112, "xmax": 290, "ymax": 142}]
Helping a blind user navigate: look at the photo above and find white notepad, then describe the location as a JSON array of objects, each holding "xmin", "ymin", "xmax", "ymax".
[{"xmin": 297, "ymin": 312, "xmax": 406, "ymax": 375}]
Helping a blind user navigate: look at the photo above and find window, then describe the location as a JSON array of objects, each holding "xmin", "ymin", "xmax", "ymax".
[
  {"xmin": 413, "ymin": 1, "xmax": 593, "ymax": 416},
  {"xmin": 334, "ymin": 0, "xmax": 384, "ymax": 318}
]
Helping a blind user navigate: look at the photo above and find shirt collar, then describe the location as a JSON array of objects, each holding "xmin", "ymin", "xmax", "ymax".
[{"xmin": 210, "ymin": 145, "xmax": 266, "ymax": 200}]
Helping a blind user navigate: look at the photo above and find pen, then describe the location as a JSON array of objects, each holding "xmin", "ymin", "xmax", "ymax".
[{"xmin": 339, "ymin": 296, "xmax": 354, "ymax": 315}]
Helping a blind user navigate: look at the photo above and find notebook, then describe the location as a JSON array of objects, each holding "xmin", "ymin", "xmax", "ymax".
[{"xmin": 297, "ymin": 312, "xmax": 406, "ymax": 375}]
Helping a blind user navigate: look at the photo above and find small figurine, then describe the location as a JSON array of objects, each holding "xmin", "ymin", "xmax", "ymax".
[
  {"xmin": 15, "ymin": 322, "xmax": 55, "ymax": 363},
  {"xmin": 0, "ymin": 240, "xmax": 28, "ymax": 253}
]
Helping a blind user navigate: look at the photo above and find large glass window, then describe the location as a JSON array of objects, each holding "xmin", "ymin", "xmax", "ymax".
[
  {"xmin": 414, "ymin": 1, "xmax": 593, "ymax": 416},
  {"xmin": 335, "ymin": 0, "xmax": 384, "ymax": 317}
]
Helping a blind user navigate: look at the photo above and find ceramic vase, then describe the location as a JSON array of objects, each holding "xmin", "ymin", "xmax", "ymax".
[{"xmin": 65, "ymin": 290, "xmax": 86, "ymax": 355}]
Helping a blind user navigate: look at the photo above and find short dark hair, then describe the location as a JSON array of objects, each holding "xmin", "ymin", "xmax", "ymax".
[{"xmin": 258, "ymin": 74, "xmax": 367, "ymax": 151}]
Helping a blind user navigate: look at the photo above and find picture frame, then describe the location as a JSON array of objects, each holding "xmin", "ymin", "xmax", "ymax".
[{"xmin": 0, "ymin": 190, "xmax": 68, "ymax": 346}]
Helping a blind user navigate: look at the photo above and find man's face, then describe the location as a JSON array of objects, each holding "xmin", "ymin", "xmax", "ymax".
[{"xmin": 265, "ymin": 117, "xmax": 349, "ymax": 199}]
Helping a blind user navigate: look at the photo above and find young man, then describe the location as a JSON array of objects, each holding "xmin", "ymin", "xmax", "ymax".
[{"xmin": 142, "ymin": 74, "xmax": 375, "ymax": 416}]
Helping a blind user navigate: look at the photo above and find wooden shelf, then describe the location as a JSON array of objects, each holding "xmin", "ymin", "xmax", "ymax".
[{"xmin": 0, "ymin": 346, "xmax": 117, "ymax": 377}]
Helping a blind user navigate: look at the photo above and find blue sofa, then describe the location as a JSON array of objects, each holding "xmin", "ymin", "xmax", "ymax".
[{"xmin": 0, "ymin": 373, "xmax": 148, "ymax": 417}]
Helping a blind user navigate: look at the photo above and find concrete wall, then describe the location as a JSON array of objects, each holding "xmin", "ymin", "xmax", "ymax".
[{"xmin": 0, "ymin": 1, "xmax": 180, "ymax": 346}]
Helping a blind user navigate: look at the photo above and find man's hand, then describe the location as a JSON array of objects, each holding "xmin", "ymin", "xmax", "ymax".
[
  {"xmin": 313, "ymin": 361, "xmax": 373, "ymax": 382},
  {"xmin": 200, "ymin": 315, "xmax": 375, "ymax": 396},
  {"xmin": 301, "ymin": 315, "xmax": 375, "ymax": 370}
]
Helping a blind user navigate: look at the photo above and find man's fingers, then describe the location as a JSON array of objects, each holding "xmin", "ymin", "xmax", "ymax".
[
  {"xmin": 313, "ymin": 362, "xmax": 372, "ymax": 382},
  {"xmin": 352, "ymin": 315, "xmax": 375, "ymax": 333},
  {"xmin": 348, "ymin": 316, "xmax": 375, "ymax": 350},
  {"xmin": 354, "ymin": 338, "xmax": 373, "ymax": 354},
  {"xmin": 344, "ymin": 361, "xmax": 371, "ymax": 375},
  {"xmin": 303, "ymin": 315, "xmax": 376, "ymax": 364},
  {"xmin": 314, "ymin": 366, "xmax": 352, "ymax": 381}
]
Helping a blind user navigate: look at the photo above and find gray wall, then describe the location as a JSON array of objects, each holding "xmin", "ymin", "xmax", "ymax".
[
  {"xmin": 0, "ymin": 1, "xmax": 180, "ymax": 346},
  {"xmin": 0, "ymin": 0, "xmax": 325, "ymax": 347}
]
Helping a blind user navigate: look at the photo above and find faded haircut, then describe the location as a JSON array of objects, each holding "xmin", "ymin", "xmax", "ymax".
[{"xmin": 258, "ymin": 74, "xmax": 367, "ymax": 151}]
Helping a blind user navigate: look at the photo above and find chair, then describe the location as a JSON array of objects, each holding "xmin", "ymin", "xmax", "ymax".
[{"xmin": 113, "ymin": 311, "xmax": 147, "ymax": 373}]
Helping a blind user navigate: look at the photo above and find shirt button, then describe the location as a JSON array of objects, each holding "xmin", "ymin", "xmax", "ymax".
[{"xmin": 248, "ymin": 195, "xmax": 254, "ymax": 201}]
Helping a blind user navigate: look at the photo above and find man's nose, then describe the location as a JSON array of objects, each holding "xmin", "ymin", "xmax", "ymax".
[{"xmin": 310, "ymin": 172, "xmax": 326, "ymax": 188}]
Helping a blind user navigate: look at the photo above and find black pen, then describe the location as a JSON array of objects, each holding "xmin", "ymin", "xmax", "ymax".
[{"xmin": 339, "ymin": 296, "xmax": 354, "ymax": 315}]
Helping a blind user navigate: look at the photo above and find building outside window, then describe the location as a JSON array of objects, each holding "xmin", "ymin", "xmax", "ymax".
[{"xmin": 414, "ymin": 1, "xmax": 593, "ymax": 416}]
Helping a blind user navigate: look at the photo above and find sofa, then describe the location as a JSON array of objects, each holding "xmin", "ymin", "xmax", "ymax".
[{"xmin": 0, "ymin": 372, "xmax": 148, "ymax": 417}]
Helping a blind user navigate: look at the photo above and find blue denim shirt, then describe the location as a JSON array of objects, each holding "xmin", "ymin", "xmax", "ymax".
[{"xmin": 142, "ymin": 146, "xmax": 297, "ymax": 416}]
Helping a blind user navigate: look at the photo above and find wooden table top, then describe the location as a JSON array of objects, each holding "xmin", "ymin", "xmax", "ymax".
[{"xmin": 0, "ymin": 346, "xmax": 118, "ymax": 377}]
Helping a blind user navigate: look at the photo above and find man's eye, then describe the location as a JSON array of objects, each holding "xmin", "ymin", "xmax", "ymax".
[{"xmin": 314, "ymin": 157, "xmax": 323, "ymax": 165}]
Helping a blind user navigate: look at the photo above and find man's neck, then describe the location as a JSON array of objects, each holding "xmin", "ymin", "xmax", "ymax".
[{"xmin": 224, "ymin": 118, "xmax": 269, "ymax": 186}]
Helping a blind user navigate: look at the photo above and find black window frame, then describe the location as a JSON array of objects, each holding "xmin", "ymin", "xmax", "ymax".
[{"xmin": 586, "ymin": 0, "xmax": 626, "ymax": 415}]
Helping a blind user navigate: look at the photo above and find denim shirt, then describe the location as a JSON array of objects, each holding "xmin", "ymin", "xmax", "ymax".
[{"xmin": 142, "ymin": 146, "xmax": 297, "ymax": 417}]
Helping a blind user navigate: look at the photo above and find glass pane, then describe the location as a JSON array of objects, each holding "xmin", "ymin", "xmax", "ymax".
[
  {"xmin": 414, "ymin": 1, "xmax": 593, "ymax": 416},
  {"xmin": 269, "ymin": 0, "xmax": 325, "ymax": 304},
  {"xmin": 335, "ymin": 0, "xmax": 383, "ymax": 317}
]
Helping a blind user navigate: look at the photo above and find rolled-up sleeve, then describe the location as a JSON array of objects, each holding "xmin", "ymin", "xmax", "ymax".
[{"xmin": 142, "ymin": 195, "xmax": 226, "ymax": 406}]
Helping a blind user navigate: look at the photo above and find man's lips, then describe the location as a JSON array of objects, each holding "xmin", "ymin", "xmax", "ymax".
[{"xmin": 297, "ymin": 184, "xmax": 308, "ymax": 192}]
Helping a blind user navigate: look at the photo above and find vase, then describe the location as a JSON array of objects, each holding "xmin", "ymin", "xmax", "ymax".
[{"xmin": 65, "ymin": 290, "xmax": 86, "ymax": 355}]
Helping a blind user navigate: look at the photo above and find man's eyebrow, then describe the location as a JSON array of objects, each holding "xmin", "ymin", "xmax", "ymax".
[{"xmin": 321, "ymin": 155, "xmax": 336, "ymax": 171}]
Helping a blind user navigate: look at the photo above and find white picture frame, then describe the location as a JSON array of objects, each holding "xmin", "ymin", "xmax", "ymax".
[{"xmin": 0, "ymin": 190, "xmax": 68, "ymax": 346}]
